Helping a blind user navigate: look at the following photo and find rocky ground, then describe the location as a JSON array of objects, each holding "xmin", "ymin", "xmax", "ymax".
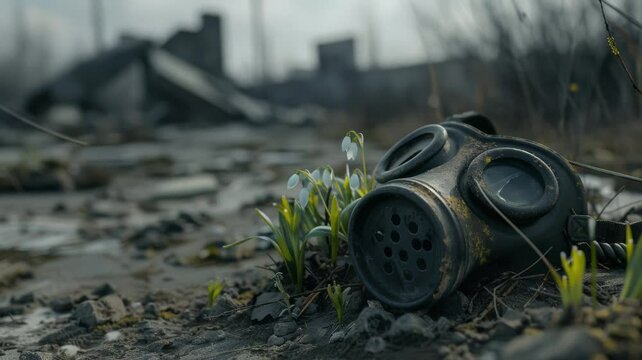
[{"xmin": 1, "ymin": 124, "xmax": 642, "ymax": 359}]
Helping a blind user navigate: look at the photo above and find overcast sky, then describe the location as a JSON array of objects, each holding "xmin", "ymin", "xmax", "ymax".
[
  {"xmin": 1, "ymin": 0, "xmax": 464, "ymax": 85},
  {"xmin": 0, "ymin": 0, "xmax": 616, "ymax": 87}
]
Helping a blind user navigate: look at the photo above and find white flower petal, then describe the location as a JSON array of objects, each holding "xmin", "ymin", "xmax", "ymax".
[
  {"xmin": 322, "ymin": 169, "xmax": 333, "ymax": 188},
  {"xmin": 287, "ymin": 174, "xmax": 299, "ymax": 189},
  {"xmin": 347, "ymin": 142, "xmax": 359, "ymax": 161},
  {"xmin": 311, "ymin": 169, "xmax": 321, "ymax": 181},
  {"xmin": 341, "ymin": 136, "xmax": 352, "ymax": 152},
  {"xmin": 349, "ymin": 173, "xmax": 360, "ymax": 190},
  {"xmin": 298, "ymin": 187, "xmax": 310, "ymax": 207}
]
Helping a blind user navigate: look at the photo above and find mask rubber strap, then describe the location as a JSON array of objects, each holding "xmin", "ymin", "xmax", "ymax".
[{"xmin": 567, "ymin": 214, "xmax": 640, "ymax": 265}]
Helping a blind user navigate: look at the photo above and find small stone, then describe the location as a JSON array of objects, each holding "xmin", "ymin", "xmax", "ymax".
[
  {"xmin": 74, "ymin": 295, "xmax": 127, "ymax": 329},
  {"xmin": 267, "ymin": 334, "xmax": 285, "ymax": 346},
  {"xmin": 365, "ymin": 336, "xmax": 386, "ymax": 353},
  {"xmin": 251, "ymin": 292, "xmax": 285, "ymax": 322},
  {"xmin": 299, "ymin": 333, "xmax": 314, "ymax": 344},
  {"xmin": 525, "ymin": 307, "xmax": 559, "ymax": 328},
  {"xmin": 144, "ymin": 303, "xmax": 160, "ymax": 319},
  {"xmin": 499, "ymin": 326, "xmax": 602, "ymax": 360},
  {"xmin": 366, "ymin": 300, "xmax": 384, "ymax": 310},
  {"xmin": 434, "ymin": 317, "xmax": 453, "ymax": 333},
  {"xmin": 191, "ymin": 330, "xmax": 226, "ymax": 345},
  {"xmin": 384, "ymin": 313, "xmax": 434, "ymax": 343},
  {"xmin": 0, "ymin": 305, "xmax": 24, "ymax": 317},
  {"xmin": 502, "ymin": 309, "xmax": 526, "ymax": 328},
  {"xmin": 329, "ymin": 331, "xmax": 345, "ymax": 343},
  {"xmin": 493, "ymin": 309, "xmax": 527, "ymax": 340},
  {"xmin": 59, "ymin": 344, "xmax": 80, "ymax": 357},
  {"xmin": 39, "ymin": 325, "xmax": 87, "ymax": 345},
  {"xmin": 18, "ymin": 352, "xmax": 44, "ymax": 360},
  {"xmin": 273, "ymin": 321, "xmax": 298, "ymax": 337},
  {"xmin": 344, "ymin": 290, "xmax": 364, "ymax": 318},
  {"xmin": 92, "ymin": 283, "xmax": 115, "ymax": 297},
  {"xmin": 347, "ymin": 307, "xmax": 395, "ymax": 340},
  {"xmin": 49, "ymin": 296, "xmax": 73, "ymax": 313},
  {"xmin": 450, "ymin": 331, "xmax": 468, "ymax": 345},
  {"xmin": 10, "ymin": 292, "xmax": 34, "ymax": 305},
  {"xmin": 105, "ymin": 330, "xmax": 122, "ymax": 342}
]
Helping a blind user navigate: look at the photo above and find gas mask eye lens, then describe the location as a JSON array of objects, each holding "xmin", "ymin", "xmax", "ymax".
[
  {"xmin": 375, "ymin": 124, "xmax": 448, "ymax": 183},
  {"xmin": 467, "ymin": 148, "xmax": 559, "ymax": 220},
  {"xmin": 482, "ymin": 158, "xmax": 545, "ymax": 207}
]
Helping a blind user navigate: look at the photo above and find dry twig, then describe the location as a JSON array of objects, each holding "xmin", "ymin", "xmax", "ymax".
[{"xmin": 598, "ymin": 0, "xmax": 642, "ymax": 96}]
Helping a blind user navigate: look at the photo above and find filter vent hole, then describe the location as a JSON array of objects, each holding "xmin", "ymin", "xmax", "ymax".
[
  {"xmin": 412, "ymin": 238, "xmax": 421, "ymax": 250},
  {"xmin": 374, "ymin": 230, "xmax": 384, "ymax": 242},
  {"xmin": 408, "ymin": 221, "xmax": 418, "ymax": 234},
  {"xmin": 384, "ymin": 247, "xmax": 392, "ymax": 257},
  {"xmin": 417, "ymin": 258, "xmax": 427, "ymax": 270},
  {"xmin": 399, "ymin": 250, "xmax": 408, "ymax": 262},
  {"xmin": 391, "ymin": 214, "xmax": 401, "ymax": 225},
  {"xmin": 384, "ymin": 262, "xmax": 393, "ymax": 274},
  {"xmin": 391, "ymin": 231, "xmax": 400, "ymax": 242},
  {"xmin": 423, "ymin": 239, "xmax": 433, "ymax": 251},
  {"xmin": 403, "ymin": 270, "xmax": 414, "ymax": 281}
]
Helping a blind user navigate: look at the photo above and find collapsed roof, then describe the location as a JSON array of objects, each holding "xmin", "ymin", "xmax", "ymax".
[{"xmin": 25, "ymin": 39, "xmax": 278, "ymax": 125}]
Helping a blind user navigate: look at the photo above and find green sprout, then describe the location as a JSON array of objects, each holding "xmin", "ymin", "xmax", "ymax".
[
  {"xmin": 620, "ymin": 226, "xmax": 642, "ymax": 300},
  {"xmin": 555, "ymin": 246, "xmax": 586, "ymax": 309},
  {"xmin": 305, "ymin": 195, "xmax": 348, "ymax": 266},
  {"xmin": 226, "ymin": 131, "xmax": 372, "ymax": 294},
  {"xmin": 326, "ymin": 282, "xmax": 350, "ymax": 323},
  {"xmin": 225, "ymin": 196, "xmax": 309, "ymax": 292},
  {"xmin": 626, "ymin": 223, "xmax": 634, "ymax": 264},
  {"xmin": 207, "ymin": 278, "xmax": 224, "ymax": 307}
]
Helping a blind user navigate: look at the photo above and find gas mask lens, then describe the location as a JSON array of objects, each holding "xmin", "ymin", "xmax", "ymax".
[
  {"xmin": 466, "ymin": 148, "xmax": 559, "ymax": 220},
  {"xmin": 375, "ymin": 124, "xmax": 448, "ymax": 183}
]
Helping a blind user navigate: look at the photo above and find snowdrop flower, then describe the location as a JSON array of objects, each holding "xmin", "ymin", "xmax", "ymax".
[
  {"xmin": 322, "ymin": 169, "xmax": 333, "ymax": 188},
  {"xmin": 349, "ymin": 173, "xmax": 360, "ymax": 190},
  {"xmin": 311, "ymin": 169, "xmax": 321, "ymax": 181},
  {"xmin": 347, "ymin": 142, "xmax": 359, "ymax": 161},
  {"xmin": 298, "ymin": 187, "xmax": 310, "ymax": 208},
  {"xmin": 287, "ymin": 174, "xmax": 299, "ymax": 189},
  {"xmin": 341, "ymin": 136, "xmax": 352, "ymax": 152}
]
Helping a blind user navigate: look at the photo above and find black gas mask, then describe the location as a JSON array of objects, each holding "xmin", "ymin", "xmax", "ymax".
[{"xmin": 348, "ymin": 112, "xmax": 633, "ymax": 310}]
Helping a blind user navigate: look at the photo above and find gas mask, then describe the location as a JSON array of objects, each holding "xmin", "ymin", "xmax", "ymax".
[{"xmin": 347, "ymin": 112, "xmax": 631, "ymax": 310}]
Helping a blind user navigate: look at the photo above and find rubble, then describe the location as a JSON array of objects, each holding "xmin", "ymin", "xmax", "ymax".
[{"xmin": 73, "ymin": 295, "xmax": 128, "ymax": 329}]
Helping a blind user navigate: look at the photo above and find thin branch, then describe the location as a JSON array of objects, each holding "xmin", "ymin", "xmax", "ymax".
[
  {"xmin": 598, "ymin": 0, "xmax": 642, "ymax": 96},
  {"xmin": 602, "ymin": 0, "xmax": 642, "ymax": 31},
  {"xmin": 0, "ymin": 104, "xmax": 88, "ymax": 146},
  {"xmin": 473, "ymin": 179, "xmax": 557, "ymax": 273},
  {"xmin": 570, "ymin": 160, "xmax": 642, "ymax": 185},
  {"xmin": 597, "ymin": 185, "xmax": 626, "ymax": 219}
]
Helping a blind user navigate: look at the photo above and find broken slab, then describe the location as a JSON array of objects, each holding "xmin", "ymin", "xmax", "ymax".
[{"xmin": 74, "ymin": 294, "xmax": 127, "ymax": 329}]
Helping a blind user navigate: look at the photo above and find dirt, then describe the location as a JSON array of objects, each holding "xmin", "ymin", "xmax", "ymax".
[{"xmin": 1, "ymin": 124, "xmax": 641, "ymax": 359}]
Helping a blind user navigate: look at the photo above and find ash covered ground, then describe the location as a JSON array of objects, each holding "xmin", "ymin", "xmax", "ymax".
[{"xmin": 0, "ymin": 124, "xmax": 641, "ymax": 360}]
